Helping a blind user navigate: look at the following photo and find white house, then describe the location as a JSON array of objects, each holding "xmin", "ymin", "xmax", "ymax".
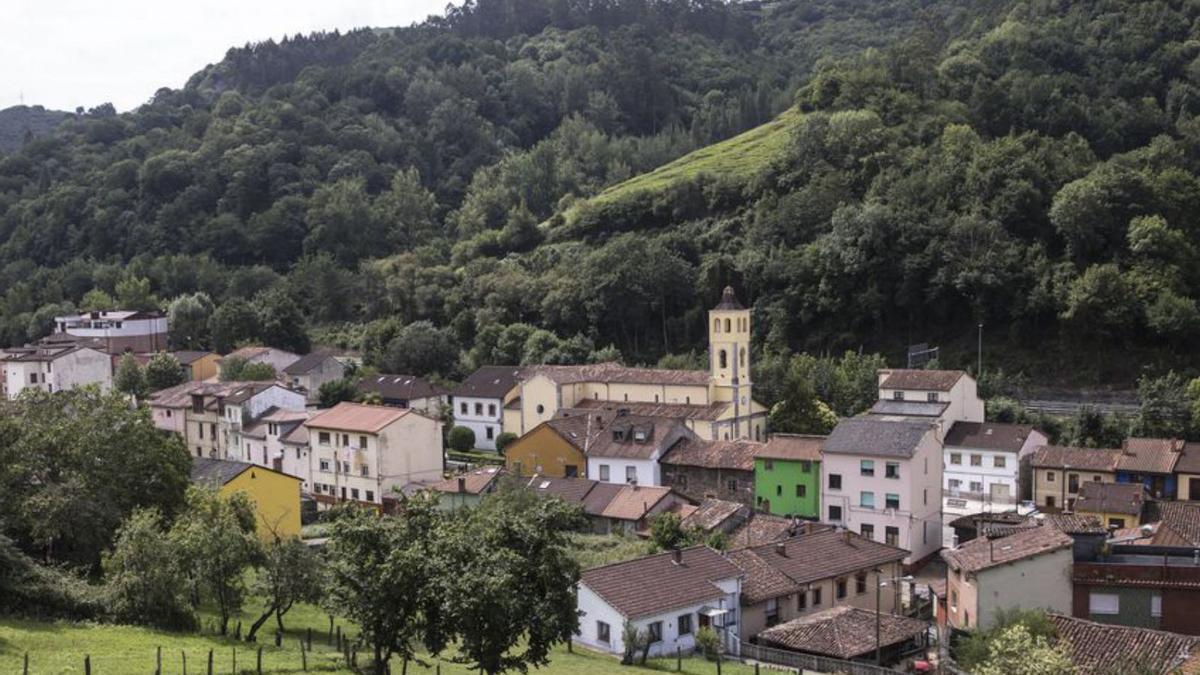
[
  {"xmin": 237, "ymin": 408, "xmax": 311, "ymax": 472},
  {"xmin": 282, "ymin": 350, "xmax": 346, "ymax": 403},
  {"xmin": 53, "ymin": 309, "xmax": 169, "ymax": 353},
  {"xmin": 576, "ymin": 546, "xmax": 743, "ymax": 658},
  {"xmin": 357, "ymin": 373, "xmax": 448, "ymax": 415},
  {"xmin": 582, "ymin": 414, "xmax": 693, "ymax": 487},
  {"xmin": 821, "ymin": 416, "xmax": 944, "ymax": 566},
  {"xmin": 452, "ymin": 366, "xmax": 524, "ymax": 450},
  {"xmin": 221, "ymin": 384, "xmax": 306, "ymax": 460},
  {"xmin": 942, "ymin": 422, "xmax": 1048, "ymax": 541},
  {"xmin": 2, "ymin": 344, "xmax": 112, "ymax": 400},
  {"xmin": 871, "ymin": 369, "xmax": 985, "ymax": 438}
]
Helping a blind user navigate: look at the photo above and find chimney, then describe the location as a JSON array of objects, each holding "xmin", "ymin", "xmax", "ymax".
[
  {"xmin": 989, "ymin": 540, "xmax": 995, "ymax": 562},
  {"xmin": 775, "ymin": 542, "xmax": 787, "ymax": 557},
  {"xmin": 457, "ymin": 476, "xmax": 466, "ymax": 494},
  {"xmin": 672, "ymin": 548, "xmax": 683, "ymax": 565}
]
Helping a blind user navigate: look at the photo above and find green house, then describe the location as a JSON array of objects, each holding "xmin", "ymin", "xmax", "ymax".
[{"xmin": 753, "ymin": 434, "xmax": 824, "ymax": 518}]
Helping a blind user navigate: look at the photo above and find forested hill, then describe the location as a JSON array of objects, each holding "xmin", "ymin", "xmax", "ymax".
[
  {"xmin": 0, "ymin": 0, "xmax": 1194, "ymax": 387},
  {"xmin": 0, "ymin": 105, "xmax": 71, "ymax": 152}
]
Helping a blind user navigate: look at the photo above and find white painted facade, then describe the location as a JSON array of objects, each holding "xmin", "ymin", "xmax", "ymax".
[
  {"xmin": 944, "ymin": 429, "xmax": 1048, "ymax": 508},
  {"xmin": 307, "ymin": 411, "xmax": 444, "ymax": 506},
  {"xmin": 948, "ymin": 544, "xmax": 1073, "ymax": 631},
  {"xmin": 223, "ymin": 386, "xmax": 306, "ymax": 461},
  {"xmin": 588, "ymin": 456, "xmax": 661, "ymax": 487},
  {"xmin": 878, "ymin": 375, "xmax": 985, "ymax": 430},
  {"xmin": 454, "ymin": 394, "xmax": 504, "ymax": 450},
  {"xmin": 2, "ymin": 346, "xmax": 112, "ymax": 400}
]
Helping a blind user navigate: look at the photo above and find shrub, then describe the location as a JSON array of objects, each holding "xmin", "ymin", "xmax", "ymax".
[
  {"xmin": 695, "ymin": 626, "xmax": 721, "ymax": 660},
  {"xmin": 448, "ymin": 425, "xmax": 477, "ymax": 452},
  {"xmin": 494, "ymin": 431, "xmax": 518, "ymax": 454}
]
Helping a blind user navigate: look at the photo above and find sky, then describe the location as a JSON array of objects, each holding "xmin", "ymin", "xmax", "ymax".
[{"xmin": 1, "ymin": 0, "xmax": 450, "ymax": 112}]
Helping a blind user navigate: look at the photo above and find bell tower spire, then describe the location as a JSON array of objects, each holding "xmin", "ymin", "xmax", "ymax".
[{"xmin": 709, "ymin": 286, "xmax": 753, "ymax": 438}]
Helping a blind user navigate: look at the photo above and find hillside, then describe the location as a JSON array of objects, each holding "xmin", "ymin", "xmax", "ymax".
[{"xmin": 0, "ymin": 105, "xmax": 70, "ymax": 152}]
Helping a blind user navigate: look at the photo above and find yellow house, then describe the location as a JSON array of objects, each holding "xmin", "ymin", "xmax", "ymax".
[
  {"xmin": 191, "ymin": 457, "xmax": 302, "ymax": 540},
  {"xmin": 509, "ymin": 287, "xmax": 768, "ymax": 441},
  {"xmin": 174, "ymin": 350, "xmax": 221, "ymax": 381},
  {"xmin": 505, "ymin": 417, "xmax": 593, "ymax": 478},
  {"xmin": 1030, "ymin": 445, "xmax": 1120, "ymax": 511},
  {"xmin": 1073, "ymin": 481, "xmax": 1147, "ymax": 529}
]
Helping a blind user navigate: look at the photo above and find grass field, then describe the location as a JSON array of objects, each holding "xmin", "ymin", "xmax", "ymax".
[{"xmin": 1, "ymin": 599, "xmax": 761, "ymax": 674}]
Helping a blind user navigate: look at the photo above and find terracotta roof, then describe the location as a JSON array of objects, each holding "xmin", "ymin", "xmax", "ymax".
[
  {"xmin": 172, "ymin": 350, "xmax": 215, "ymax": 365},
  {"xmin": 942, "ymin": 525, "xmax": 1072, "ymax": 574},
  {"xmin": 757, "ymin": 606, "xmax": 929, "ymax": 660},
  {"xmin": 1030, "ymin": 445, "xmax": 1121, "ymax": 472},
  {"xmin": 1074, "ymin": 482, "xmax": 1147, "ymax": 516},
  {"xmin": 283, "ymin": 349, "xmax": 342, "ymax": 375},
  {"xmin": 581, "ymin": 482, "xmax": 626, "ymax": 516},
  {"xmin": 1117, "ymin": 438, "xmax": 1183, "ymax": 474},
  {"xmin": 305, "ymin": 402, "xmax": 411, "ymax": 433},
  {"xmin": 280, "ymin": 422, "xmax": 310, "ymax": 446},
  {"xmin": 542, "ymin": 413, "xmax": 609, "ymax": 452},
  {"xmin": 550, "ymin": 410, "xmax": 691, "ymax": 460},
  {"xmin": 1142, "ymin": 502, "xmax": 1200, "ymax": 547},
  {"xmin": 530, "ymin": 362, "xmax": 710, "ymax": 387},
  {"xmin": 223, "ymin": 346, "xmax": 271, "ymax": 361},
  {"xmin": 823, "ymin": 417, "xmax": 933, "ymax": 458},
  {"xmin": 599, "ymin": 485, "xmax": 677, "ymax": 521},
  {"xmin": 571, "ymin": 397, "xmax": 730, "ymax": 422},
  {"xmin": 1049, "ymin": 614, "xmax": 1200, "ymax": 675},
  {"xmin": 1044, "ymin": 513, "xmax": 1107, "ymax": 535},
  {"xmin": 453, "ymin": 366, "xmax": 525, "ymax": 399},
  {"xmin": 522, "ymin": 475, "xmax": 645, "ymax": 520},
  {"xmin": 756, "ymin": 434, "xmax": 823, "ymax": 462},
  {"xmin": 580, "ymin": 546, "xmax": 742, "ymax": 620},
  {"xmin": 430, "ymin": 467, "xmax": 504, "ymax": 495},
  {"xmin": 944, "ymin": 422, "xmax": 1039, "ymax": 452},
  {"xmin": 1177, "ymin": 442, "xmax": 1200, "ymax": 474},
  {"xmin": 947, "ymin": 510, "xmax": 1029, "ymax": 531},
  {"xmin": 357, "ymin": 373, "xmax": 446, "ymax": 401},
  {"xmin": 680, "ymin": 499, "xmax": 747, "ymax": 532},
  {"xmin": 878, "ymin": 369, "xmax": 965, "ymax": 391},
  {"xmin": 725, "ymin": 514, "xmax": 796, "ymax": 550},
  {"xmin": 712, "ymin": 286, "xmax": 745, "ymax": 310},
  {"xmin": 525, "ymin": 474, "xmax": 604, "ymax": 505},
  {"xmin": 729, "ymin": 527, "xmax": 907, "ymax": 603},
  {"xmin": 148, "ymin": 380, "xmax": 273, "ymax": 408},
  {"xmin": 661, "ymin": 437, "xmax": 760, "ymax": 471}
]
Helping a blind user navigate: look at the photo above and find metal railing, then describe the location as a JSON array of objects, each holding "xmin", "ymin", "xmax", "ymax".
[{"xmin": 739, "ymin": 641, "xmax": 907, "ymax": 675}]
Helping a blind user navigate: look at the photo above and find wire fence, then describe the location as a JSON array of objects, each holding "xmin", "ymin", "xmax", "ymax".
[{"xmin": 739, "ymin": 642, "xmax": 906, "ymax": 675}]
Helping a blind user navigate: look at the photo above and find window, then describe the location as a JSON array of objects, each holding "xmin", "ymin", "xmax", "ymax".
[
  {"xmin": 764, "ymin": 459, "xmax": 774, "ymax": 470},
  {"xmin": 860, "ymin": 460, "xmax": 875, "ymax": 476},
  {"xmin": 776, "ymin": 485, "xmax": 782, "ymax": 497},
  {"xmin": 488, "ymin": 403, "xmax": 496, "ymax": 416},
  {"xmin": 1068, "ymin": 474, "xmax": 1080, "ymax": 493},
  {"xmin": 359, "ymin": 435, "xmax": 368, "ymax": 448},
  {"xmin": 1108, "ymin": 517, "xmax": 1126, "ymax": 529},
  {"xmin": 647, "ymin": 621, "xmax": 662, "ymax": 644},
  {"xmin": 475, "ymin": 403, "xmax": 483, "ymax": 415},
  {"xmin": 927, "ymin": 392, "xmax": 938, "ymax": 402},
  {"xmin": 893, "ymin": 391, "xmax": 905, "ymax": 401},
  {"xmin": 726, "ymin": 478, "xmax": 737, "ymax": 493},
  {"xmin": 836, "ymin": 579, "xmax": 847, "ymax": 600},
  {"xmin": 1089, "ymin": 592, "xmax": 1120, "ymax": 615},
  {"xmin": 361, "ymin": 464, "xmax": 370, "ymax": 477},
  {"xmin": 599, "ymin": 465, "xmax": 610, "ymax": 481},
  {"xmin": 811, "ymin": 587, "xmax": 822, "ymax": 606},
  {"xmin": 351, "ymin": 488, "xmax": 360, "ymax": 500},
  {"xmin": 486, "ymin": 426, "xmax": 494, "ymax": 440},
  {"xmin": 564, "ymin": 465, "xmax": 578, "ymax": 478},
  {"xmin": 795, "ymin": 484, "xmax": 806, "ymax": 498},
  {"xmin": 950, "ymin": 453, "xmax": 962, "ymax": 465},
  {"xmin": 828, "ymin": 473, "xmax": 842, "ymax": 490},
  {"xmin": 719, "ymin": 350, "xmax": 727, "ymax": 369},
  {"xmin": 597, "ymin": 621, "xmax": 611, "ymax": 644},
  {"xmin": 861, "ymin": 524, "xmax": 874, "ymax": 540},
  {"xmin": 365, "ymin": 490, "xmax": 374, "ymax": 502},
  {"xmin": 994, "ymin": 456, "xmax": 1007, "ymax": 469},
  {"xmin": 856, "ymin": 574, "xmax": 867, "ymax": 594},
  {"xmin": 885, "ymin": 526, "xmax": 899, "ymax": 547},
  {"xmin": 801, "ymin": 460, "xmax": 812, "ymax": 473},
  {"xmin": 924, "ymin": 488, "xmax": 928, "ymax": 505},
  {"xmin": 950, "ymin": 590, "xmax": 958, "ymax": 611},
  {"xmin": 1046, "ymin": 495, "xmax": 1056, "ymax": 508},
  {"xmin": 678, "ymin": 614, "xmax": 692, "ymax": 636},
  {"xmin": 765, "ymin": 598, "xmax": 779, "ymax": 627},
  {"xmin": 885, "ymin": 462, "xmax": 900, "ymax": 479},
  {"xmin": 319, "ymin": 432, "xmax": 331, "ymax": 445},
  {"xmin": 885, "ymin": 493, "xmax": 900, "ymax": 510},
  {"xmin": 342, "ymin": 461, "xmax": 351, "ymax": 474},
  {"xmin": 970, "ymin": 454, "xmax": 982, "ymax": 467},
  {"xmin": 1046, "ymin": 471, "xmax": 1056, "ymax": 482},
  {"xmin": 320, "ymin": 459, "xmax": 330, "ymax": 472},
  {"xmin": 678, "ymin": 474, "xmax": 688, "ymax": 489},
  {"xmin": 197, "ymin": 424, "xmax": 204, "ymax": 440},
  {"xmin": 797, "ymin": 591, "xmax": 807, "ymax": 611},
  {"xmin": 970, "ymin": 481, "xmax": 983, "ymax": 493},
  {"xmin": 1151, "ymin": 592, "xmax": 1162, "ymax": 618},
  {"xmin": 625, "ymin": 466, "xmax": 637, "ymax": 483},
  {"xmin": 724, "ymin": 318, "xmax": 731, "ymax": 333},
  {"xmin": 460, "ymin": 402, "xmax": 468, "ymax": 414},
  {"xmin": 829, "ymin": 505, "xmax": 843, "ymax": 521},
  {"xmin": 948, "ymin": 479, "xmax": 962, "ymax": 489},
  {"xmin": 536, "ymin": 404, "xmax": 545, "ymax": 414},
  {"xmin": 860, "ymin": 491, "xmax": 875, "ymax": 509}
]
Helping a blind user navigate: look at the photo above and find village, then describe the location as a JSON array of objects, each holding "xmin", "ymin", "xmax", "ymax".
[{"xmin": 5, "ymin": 289, "xmax": 1200, "ymax": 674}]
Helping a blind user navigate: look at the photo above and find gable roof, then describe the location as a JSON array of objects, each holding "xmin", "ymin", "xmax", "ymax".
[
  {"xmin": 725, "ymin": 514, "xmax": 797, "ymax": 550},
  {"xmin": 944, "ymin": 422, "xmax": 1039, "ymax": 452},
  {"xmin": 549, "ymin": 409, "xmax": 690, "ymax": 460},
  {"xmin": 148, "ymin": 380, "xmax": 277, "ymax": 408},
  {"xmin": 453, "ymin": 366, "xmax": 525, "ymax": 399},
  {"xmin": 728, "ymin": 527, "xmax": 907, "ymax": 603},
  {"xmin": 190, "ymin": 457, "xmax": 299, "ymax": 487},
  {"xmin": 756, "ymin": 434, "xmax": 823, "ymax": 462},
  {"xmin": 1176, "ymin": 442, "xmax": 1200, "ymax": 474},
  {"xmin": 661, "ymin": 437, "xmax": 761, "ymax": 471},
  {"xmin": 172, "ymin": 350, "xmax": 215, "ymax": 365},
  {"xmin": 571, "ymin": 397, "xmax": 730, "ymax": 422},
  {"xmin": 879, "ymin": 369, "xmax": 965, "ymax": 391},
  {"xmin": 599, "ymin": 485, "xmax": 678, "ymax": 520},
  {"xmin": 1075, "ymin": 481, "xmax": 1147, "ymax": 516},
  {"xmin": 430, "ymin": 467, "xmax": 504, "ymax": 495},
  {"xmin": 1141, "ymin": 501, "xmax": 1200, "ymax": 547},
  {"xmin": 1117, "ymin": 438, "xmax": 1183, "ymax": 475},
  {"xmin": 679, "ymin": 498, "xmax": 747, "ymax": 532},
  {"xmin": 757, "ymin": 606, "xmax": 929, "ymax": 660},
  {"xmin": 1044, "ymin": 513, "xmax": 1108, "ymax": 536},
  {"xmin": 1030, "ymin": 445, "xmax": 1121, "ymax": 472},
  {"xmin": 580, "ymin": 546, "xmax": 742, "ymax": 620},
  {"xmin": 822, "ymin": 417, "xmax": 933, "ymax": 458},
  {"xmin": 1048, "ymin": 614, "xmax": 1200, "ymax": 675},
  {"xmin": 530, "ymin": 362, "xmax": 709, "ymax": 387},
  {"xmin": 282, "ymin": 349, "xmax": 341, "ymax": 375},
  {"xmin": 357, "ymin": 373, "xmax": 447, "ymax": 401},
  {"xmin": 521, "ymin": 474, "xmax": 671, "ymax": 521},
  {"xmin": 942, "ymin": 524, "xmax": 1072, "ymax": 574},
  {"xmin": 305, "ymin": 402, "xmax": 411, "ymax": 433}
]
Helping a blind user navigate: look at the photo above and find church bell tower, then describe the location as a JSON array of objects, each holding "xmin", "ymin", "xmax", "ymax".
[{"xmin": 709, "ymin": 286, "xmax": 752, "ymax": 438}]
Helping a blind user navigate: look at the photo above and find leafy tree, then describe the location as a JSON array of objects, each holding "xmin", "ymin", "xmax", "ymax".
[
  {"xmin": 114, "ymin": 353, "xmax": 149, "ymax": 399},
  {"xmin": 209, "ymin": 298, "xmax": 259, "ymax": 354},
  {"xmin": 79, "ymin": 288, "xmax": 115, "ymax": 312},
  {"xmin": 145, "ymin": 352, "xmax": 187, "ymax": 392},
  {"xmin": 115, "ymin": 275, "xmax": 160, "ymax": 311},
  {"xmin": 103, "ymin": 508, "xmax": 195, "ymax": 630},
  {"xmin": 1136, "ymin": 371, "xmax": 1191, "ymax": 438},
  {"xmin": 494, "ymin": 431, "xmax": 518, "ymax": 454},
  {"xmin": 318, "ymin": 377, "xmax": 360, "ymax": 409},
  {"xmin": 973, "ymin": 624, "xmax": 1072, "ymax": 675},
  {"xmin": 219, "ymin": 356, "xmax": 276, "ymax": 382},
  {"xmin": 648, "ymin": 512, "xmax": 704, "ymax": 551},
  {"xmin": 0, "ymin": 533, "xmax": 99, "ymax": 620},
  {"xmin": 380, "ymin": 320, "xmax": 460, "ymax": 377},
  {"xmin": 253, "ymin": 287, "xmax": 310, "ymax": 354},
  {"xmin": 168, "ymin": 292, "xmax": 214, "ymax": 349},
  {"xmin": 246, "ymin": 538, "xmax": 323, "ymax": 641},
  {"xmin": 448, "ymin": 426, "xmax": 476, "ymax": 452}
]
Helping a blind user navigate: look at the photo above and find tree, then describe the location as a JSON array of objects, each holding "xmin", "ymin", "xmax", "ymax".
[
  {"xmin": 171, "ymin": 487, "xmax": 261, "ymax": 635},
  {"xmin": 103, "ymin": 508, "xmax": 195, "ymax": 630},
  {"xmin": 973, "ymin": 624, "xmax": 1072, "ymax": 675},
  {"xmin": 253, "ymin": 287, "xmax": 310, "ymax": 354},
  {"xmin": 168, "ymin": 292, "xmax": 214, "ymax": 349},
  {"xmin": 115, "ymin": 275, "xmax": 160, "ymax": 311},
  {"xmin": 1136, "ymin": 371, "xmax": 1191, "ymax": 439},
  {"xmin": 209, "ymin": 298, "xmax": 259, "ymax": 354},
  {"xmin": 494, "ymin": 431, "xmax": 518, "ymax": 455},
  {"xmin": 448, "ymin": 425, "xmax": 476, "ymax": 452},
  {"xmin": 145, "ymin": 352, "xmax": 187, "ymax": 392},
  {"xmin": 246, "ymin": 538, "xmax": 323, "ymax": 641},
  {"xmin": 114, "ymin": 353, "xmax": 149, "ymax": 399},
  {"xmin": 318, "ymin": 378, "xmax": 360, "ymax": 409},
  {"xmin": 79, "ymin": 288, "xmax": 115, "ymax": 312},
  {"xmin": 219, "ymin": 356, "xmax": 276, "ymax": 382},
  {"xmin": 380, "ymin": 320, "xmax": 460, "ymax": 377},
  {"xmin": 648, "ymin": 512, "xmax": 702, "ymax": 551}
]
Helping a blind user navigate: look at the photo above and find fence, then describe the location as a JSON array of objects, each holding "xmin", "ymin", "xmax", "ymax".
[{"xmin": 738, "ymin": 642, "xmax": 904, "ymax": 675}]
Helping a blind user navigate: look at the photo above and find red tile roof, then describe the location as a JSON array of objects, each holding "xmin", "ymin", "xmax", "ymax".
[
  {"xmin": 1117, "ymin": 438, "xmax": 1183, "ymax": 474},
  {"xmin": 581, "ymin": 546, "xmax": 742, "ymax": 620},
  {"xmin": 1049, "ymin": 614, "xmax": 1200, "ymax": 674},
  {"xmin": 755, "ymin": 434, "xmax": 823, "ymax": 462},
  {"xmin": 1074, "ymin": 481, "xmax": 1146, "ymax": 516},
  {"xmin": 944, "ymin": 422, "xmax": 1040, "ymax": 452},
  {"xmin": 1030, "ymin": 445, "xmax": 1121, "ymax": 472},
  {"xmin": 305, "ymin": 402, "xmax": 411, "ymax": 433},
  {"xmin": 942, "ymin": 525, "xmax": 1072, "ymax": 574},
  {"xmin": 531, "ymin": 362, "xmax": 710, "ymax": 387},
  {"xmin": 571, "ymin": 397, "xmax": 730, "ymax": 422},
  {"xmin": 757, "ymin": 606, "xmax": 929, "ymax": 660},
  {"xmin": 661, "ymin": 437, "xmax": 761, "ymax": 471},
  {"xmin": 430, "ymin": 467, "xmax": 504, "ymax": 495}
]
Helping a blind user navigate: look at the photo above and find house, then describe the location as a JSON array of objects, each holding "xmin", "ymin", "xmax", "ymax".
[
  {"xmin": 821, "ymin": 417, "xmax": 943, "ymax": 565},
  {"xmin": 304, "ymin": 402, "xmax": 444, "ymax": 510},
  {"xmin": 942, "ymin": 524, "xmax": 1074, "ymax": 631},
  {"xmin": 753, "ymin": 606, "xmax": 929, "ymax": 667},
  {"xmin": 221, "ymin": 384, "xmax": 306, "ymax": 459},
  {"xmin": 1175, "ymin": 442, "xmax": 1200, "ymax": 500},
  {"xmin": 221, "ymin": 346, "xmax": 301, "ymax": 374},
  {"xmin": 504, "ymin": 414, "xmax": 598, "ymax": 478},
  {"xmin": 1048, "ymin": 614, "xmax": 1200, "ymax": 674},
  {"xmin": 150, "ymin": 380, "xmax": 303, "ymax": 459},
  {"xmin": 509, "ymin": 287, "xmax": 768, "ymax": 442},
  {"xmin": 358, "ymin": 373, "xmax": 448, "ymax": 415},
  {"xmin": 190, "ymin": 457, "xmax": 302, "ymax": 540},
  {"xmin": 1073, "ymin": 481, "xmax": 1147, "ymax": 530},
  {"xmin": 677, "ymin": 498, "xmax": 751, "ymax": 537},
  {"xmin": 282, "ymin": 350, "xmax": 346, "ymax": 403},
  {"xmin": 172, "ymin": 350, "xmax": 220, "ymax": 381},
  {"xmin": 429, "ymin": 467, "xmax": 505, "ymax": 510},
  {"xmin": 753, "ymin": 434, "xmax": 823, "ymax": 518},
  {"xmin": 576, "ymin": 546, "xmax": 743, "ymax": 658},
  {"xmin": 943, "ymin": 421, "xmax": 1047, "ymax": 508},
  {"xmin": 660, "ymin": 437, "xmax": 759, "ymax": 506},
  {"xmin": 1030, "ymin": 445, "xmax": 1121, "ymax": 511},
  {"xmin": 947, "ymin": 511, "xmax": 1037, "ymax": 547},
  {"xmin": 872, "ymin": 368, "xmax": 985, "ymax": 429},
  {"xmin": 524, "ymin": 474, "xmax": 692, "ymax": 535},
  {"xmin": 728, "ymin": 525, "xmax": 908, "ymax": 640},
  {"xmin": 1115, "ymin": 438, "xmax": 1182, "ymax": 500},
  {"xmin": 452, "ymin": 366, "xmax": 524, "ymax": 450},
  {"xmin": 1, "ymin": 343, "xmax": 112, "ymax": 399},
  {"xmin": 54, "ymin": 309, "xmax": 169, "ymax": 353},
  {"xmin": 725, "ymin": 514, "xmax": 799, "ymax": 550},
  {"xmin": 237, "ymin": 408, "xmax": 310, "ymax": 472},
  {"xmin": 585, "ymin": 413, "xmax": 694, "ymax": 487}
]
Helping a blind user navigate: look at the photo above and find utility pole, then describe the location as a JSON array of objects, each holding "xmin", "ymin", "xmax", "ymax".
[
  {"xmin": 875, "ymin": 569, "xmax": 882, "ymax": 666},
  {"xmin": 977, "ymin": 323, "xmax": 983, "ymax": 377}
]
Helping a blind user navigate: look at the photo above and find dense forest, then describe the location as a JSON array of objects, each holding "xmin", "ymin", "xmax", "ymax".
[
  {"xmin": 0, "ymin": 105, "xmax": 70, "ymax": 153},
  {"xmin": 0, "ymin": 0, "xmax": 1196, "ymax": 387}
]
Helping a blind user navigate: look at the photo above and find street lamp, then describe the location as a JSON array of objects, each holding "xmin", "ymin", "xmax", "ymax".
[{"xmin": 875, "ymin": 569, "xmax": 915, "ymax": 666}]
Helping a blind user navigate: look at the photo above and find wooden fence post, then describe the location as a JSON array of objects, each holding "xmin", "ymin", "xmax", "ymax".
[
  {"xmin": 84, "ymin": 655, "xmax": 91, "ymax": 675},
  {"xmin": 306, "ymin": 627, "xmax": 313, "ymax": 650},
  {"xmin": 23, "ymin": 653, "xmax": 29, "ymax": 675},
  {"xmin": 275, "ymin": 630, "xmax": 282, "ymax": 647},
  {"xmin": 336, "ymin": 625, "xmax": 342, "ymax": 651},
  {"xmin": 257, "ymin": 646, "xmax": 263, "ymax": 675},
  {"xmin": 206, "ymin": 648, "xmax": 213, "ymax": 675},
  {"xmin": 157, "ymin": 645, "xmax": 162, "ymax": 675},
  {"xmin": 235, "ymin": 621, "xmax": 242, "ymax": 640},
  {"xmin": 328, "ymin": 614, "xmax": 334, "ymax": 644},
  {"xmin": 716, "ymin": 652, "xmax": 721, "ymax": 675},
  {"xmin": 677, "ymin": 645, "xmax": 682, "ymax": 671},
  {"xmin": 232, "ymin": 647, "xmax": 236, "ymax": 674},
  {"xmin": 299, "ymin": 640, "xmax": 308, "ymax": 671},
  {"xmin": 755, "ymin": 664, "xmax": 760, "ymax": 675},
  {"xmin": 182, "ymin": 650, "xmax": 187, "ymax": 675}
]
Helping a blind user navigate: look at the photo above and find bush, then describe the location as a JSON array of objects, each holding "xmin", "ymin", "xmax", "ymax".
[
  {"xmin": 0, "ymin": 534, "xmax": 99, "ymax": 620},
  {"xmin": 102, "ymin": 509, "xmax": 195, "ymax": 630},
  {"xmin": 695, "ymin": 626, "xmax": 722, "ymax": 660},
  {"xmin": 448, "ymin": 425, "xmax": 477, "ymax": 452},
  {"xmin": 494, "ymin": 431, "xmax": 518, "ymax": 454}
]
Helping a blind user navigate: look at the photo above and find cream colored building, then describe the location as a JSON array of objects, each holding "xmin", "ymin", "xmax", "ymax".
[
  {"xmin": 506, "ymin": 287, "xmax": 767, "ymax": 442},
  {"xmin": 305, "ymin": 402, "xmax": 444, "ymax": 509}
]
